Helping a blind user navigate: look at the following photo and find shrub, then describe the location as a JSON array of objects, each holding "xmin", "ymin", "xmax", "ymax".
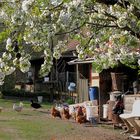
[
  {"xmin": 2, "ymin": 89, "xmax": 49, "ymax": 98},
  {"xmin": 65, "ymin": 98, "xmax": 75, "ymax": 105}
]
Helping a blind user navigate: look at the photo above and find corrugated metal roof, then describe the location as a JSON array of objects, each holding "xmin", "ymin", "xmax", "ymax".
[{"xmin": 68, "ymin": 58, "xmax": 94, "ymax": 65}]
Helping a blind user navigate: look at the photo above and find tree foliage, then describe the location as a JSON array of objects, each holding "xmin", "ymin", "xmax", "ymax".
[{"xmin": 0, "ymin": 0, "xmax": 140, "ymax": 84}]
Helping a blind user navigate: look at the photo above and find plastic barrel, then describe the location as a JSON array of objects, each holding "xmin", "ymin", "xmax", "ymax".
[{"xmin": 89, "ymin": 87, "xmax": 98, "ymax": 101}]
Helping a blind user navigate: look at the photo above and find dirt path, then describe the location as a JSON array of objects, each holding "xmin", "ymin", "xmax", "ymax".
[
  {"xmin": 55, "ymin": 122, "xmax": 128, "ymax": 140},
  {"xmin": 46, "ymin": 110, "xmax": 128, "ymax": 140}
]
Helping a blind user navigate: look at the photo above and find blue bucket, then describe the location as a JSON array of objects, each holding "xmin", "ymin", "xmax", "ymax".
[{"xmin": 89, "ymin": 87, "xmax": 98, "ymax": 100}]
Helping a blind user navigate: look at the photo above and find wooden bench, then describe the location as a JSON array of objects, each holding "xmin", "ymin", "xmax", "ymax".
[{"xmin": 119, "ymin": 100, "xmax": 140, "ymax": 139}]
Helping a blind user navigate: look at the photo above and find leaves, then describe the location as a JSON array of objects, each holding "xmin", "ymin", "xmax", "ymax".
[{"xmin": 0, "ymin": 0, "xmax": 139, "ymax": 83}]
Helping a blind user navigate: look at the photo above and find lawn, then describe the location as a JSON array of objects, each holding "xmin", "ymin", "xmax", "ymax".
[
  {"xmin": 0, "ymin": 98, "xmax": 73, "ymax": 140},
  {"xmin": 0, "ymin": 98, "xmax": 128, "ymax": 140}
]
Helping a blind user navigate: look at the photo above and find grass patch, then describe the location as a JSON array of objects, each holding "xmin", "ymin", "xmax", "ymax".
[
  {"xmin": 0, "ymin": 98, "xmax": 75, "ymax": 140},
  {"xmin": 0, "ymin": 99, "xmax": 126, "ymax": 140}
]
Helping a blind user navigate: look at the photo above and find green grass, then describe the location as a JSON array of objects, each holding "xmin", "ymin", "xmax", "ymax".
[
  {"xmin": 0, "ymin": 99, "xmax": 127, "ymax": 140},
  {"xmin": 0, "ymin": 98, "xmax": 74, "ymax": 140}
]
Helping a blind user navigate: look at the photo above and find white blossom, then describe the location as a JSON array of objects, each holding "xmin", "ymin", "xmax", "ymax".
[
  {"xmin": 6, "ymin": 38, "xmax": 12, "ymax": 51},
  {"xmin": 138, "ymin": 59, "xmax": 140, "ymax": 66},
  {"xmin": 2, "ymin": 52, "xmax": 12, "ymax": 60},
  {"xmin": 50, "ymin": 0, "xmax": 62, "ymax": 6},
  {"xmin": 59, "ymin": 10, "xmax": 71, "ymax": 25},
  {"xmin": 6, "ymin": 38, "xmax": 12, "ymax": 47},
  {"xmin": 22, "ymin": 0, "xmax": 34, "ymax": 13},
  {"xmin": 5, "ymin": 66, "xmax": 15, "ymax": 75},
  {"xmin": 19, "ymin": 57, "xmax": 31, "ymax": 73},
  {"xmin": 117, "ymin": 17, "xmax": 127, "ymax": 28},
  {"xmin": 0, "ymin": 62, "xmax": 5, "ymax": 68},
  {"xmin": 0, "ymin": 72, "xmax": 5, "ymax": 82}
]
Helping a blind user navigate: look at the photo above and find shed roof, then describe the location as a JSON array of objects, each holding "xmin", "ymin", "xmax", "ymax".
[{"xmin": 68, "ymin": 58, "xmax": 94, "ymax": 65}]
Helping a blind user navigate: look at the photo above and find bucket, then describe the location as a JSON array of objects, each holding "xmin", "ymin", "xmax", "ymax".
[
  {"xmin": 37, "ymin": 96, "xmax": 43, "ymax": 103},
  {"xmin": 89, "ymin": 87, "xmax": 98, "ymax": 101},
  {"xmin": 86, "ymin": 106, "xmax": 96, "ymax": 121},
  {"xmin": 103, "ymin": 104, "xmax": 108, "ymax": 118},
  {"xmin": 109, "ymin": 91, "xmax": 122, "ymax": 101}
]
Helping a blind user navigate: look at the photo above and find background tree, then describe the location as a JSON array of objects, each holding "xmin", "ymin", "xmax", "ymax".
[{"xmin": 0, "ymin": 0, "xmax": 139, "ymax": 84}]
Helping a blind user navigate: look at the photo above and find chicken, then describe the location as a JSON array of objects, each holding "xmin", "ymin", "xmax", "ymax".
[
  {"xmin": 70, "ymin": 106, "xmax": 77, "ymax": 120},
  {"xmin": 76, "ymin": 106, "xmax": 86, "ymax": 124},
  {"xmin": 51, "ymin": 106, "xmax": 61, "ymax": 119},
  {"xmin": 61, "ymin": 108, "xmax": 71, "ymax": 120},
  {"xmin": 13, "ymin": 102, "xmax": 23, "ymax": 112},
  {"xmin": 82, "ymin": 106, "xmax": 86, "ymax": 115},
  {"xmin": 76, "ymin": 115, "xmax": 86, "ymax": 124},
  {"xmin": 30, "ymin": 100, "xmax": 42, "ymax": 109},
  {"xmin": 77, "ymin": 106, "xmax": 84, "ymax": 116}
]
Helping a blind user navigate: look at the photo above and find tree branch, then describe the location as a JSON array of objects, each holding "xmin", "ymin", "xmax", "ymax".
[
  {"xmin": 55, "ymin": 22, "xmax": 86, "ymax": 36},
  {"xmin": 118, "ymin": 0, "xmax": 140, "ymax": 19},
  {"xmin": 86, "ymin": 22, "xmax": 118, "ymax": 28},
  {"xmin": 123, "ymin": 26, "xmax": 140, "ymax": 38}
]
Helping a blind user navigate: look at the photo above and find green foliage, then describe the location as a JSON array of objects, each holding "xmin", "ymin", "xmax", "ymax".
[
  {"xmin": 65, "ymin": 98, "xmax": 75, "ymax": 104},
  {"xmin": 0, "ymin": 92, "xmax": 3, "ymax": 99},
  {"xmin": 0, "ymin": 0, "xmax": 140, "ymax": 82},
  {"xmin": 0, "ymin": 30, "xmax": 10, "ymax": 43},
  {"xmin": 2, "ymin": 74, "xmax": 16, "ymax": 91},
  {"xmin": 2, "ymin": 89, "xmax": 49, "ymax": 98}
]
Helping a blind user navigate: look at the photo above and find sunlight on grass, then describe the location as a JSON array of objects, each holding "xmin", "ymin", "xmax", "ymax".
[
  {"xmin": 0, "ymin": 98, "xmax": 126, "ymax": 140},
  {"xmin": 0, "ymin": 98, "xmax": 75, "ymax": 140}
]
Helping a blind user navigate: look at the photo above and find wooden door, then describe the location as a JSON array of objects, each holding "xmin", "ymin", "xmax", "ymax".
[{"xmin": 78, "ymin": 79, "xmax": 89, "ymax": 103}]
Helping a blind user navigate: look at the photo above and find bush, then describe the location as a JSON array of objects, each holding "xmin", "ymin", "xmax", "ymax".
[
  {"xmin": 2, "ymin": 89, "xmax": 49, "ymax": 98},
  {"xmin": 0, "ymin": 92, "xmax": 3, "ymax": 99},
  {"xmin": 65, "ymin": 98, "xmax": 75, "ymax": 105}
]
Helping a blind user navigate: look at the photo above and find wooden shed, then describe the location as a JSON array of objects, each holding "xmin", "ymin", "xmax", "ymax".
[{"xmin": 68, "ymin": 58, "xmax": 140, "ymax": 118}]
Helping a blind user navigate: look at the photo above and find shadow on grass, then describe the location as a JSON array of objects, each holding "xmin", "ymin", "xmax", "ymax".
[
  {"xmin": 0, "ymin": 119, "xmax": 10, "ymax": 122},
  {"xmin": 21, "ymin": 113, "xmax": 34, "ymax": 116},
  {"xmin": 38, "ymin": 110, "xmax": 50, "ymax": 114}
]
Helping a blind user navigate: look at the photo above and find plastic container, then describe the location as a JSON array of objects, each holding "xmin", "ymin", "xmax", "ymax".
[
  {"xmin": 37, "ymin": 96, "xmax": 43, "ymax": 103},
  {"xmin": 68, "ymin": 82, "xmax": 76, "ymax": 92},
  {"xmin": 109, "ymin": 91, "xmax": 122, "ymax": 101},
  {"xmin": 86, "ymin": 106, "xmax": 95, "ymax": 121},
  {"xmin": 89, "ymin": 87, "xmax": 98, "ymax": 101},
  {"xmin": 44, "ymin": 77, "xmax": 49, "ymax": 82},
  {"xmin": 103, "ymin": 104, "xmax": 108, "ymax": 118}
]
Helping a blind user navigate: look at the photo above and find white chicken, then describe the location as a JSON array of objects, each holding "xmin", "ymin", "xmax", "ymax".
[{"xmin": 13, "ymin": 102, "xmax": 23, "ymax": 112}]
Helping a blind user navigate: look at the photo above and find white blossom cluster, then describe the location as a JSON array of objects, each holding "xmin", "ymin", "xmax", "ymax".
[
  {"xmin": 53, "ymin": 41, "xmax": 67, "ymax": 59},
  {"xmin": 39, "ymin": 49, "xmax": 53, "ymax": 77},
  {"xmin": 0, "ymin": 0, "xmax": 139, "ymax": 84},
  {"xmin": 22, "ymin": 0, "xmax": 35, "ymax": 13}
]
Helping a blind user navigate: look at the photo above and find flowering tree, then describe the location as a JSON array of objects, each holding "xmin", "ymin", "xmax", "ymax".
[{"xmin": 0, "ymin": 0, "xmax": 140, "ymax": 85}]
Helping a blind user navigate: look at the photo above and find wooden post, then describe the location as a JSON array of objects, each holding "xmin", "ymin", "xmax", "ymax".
[
  {"xmin": 49, "ymin": 36, "xmax": 54, "ymax": 102},
  {"xmin": 66, "ymin": 71, "xmax": 69, "ymax": 83},
  {"xmin": 76, "ymin": 64, "xmax": 79, "ymax": 103}
]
